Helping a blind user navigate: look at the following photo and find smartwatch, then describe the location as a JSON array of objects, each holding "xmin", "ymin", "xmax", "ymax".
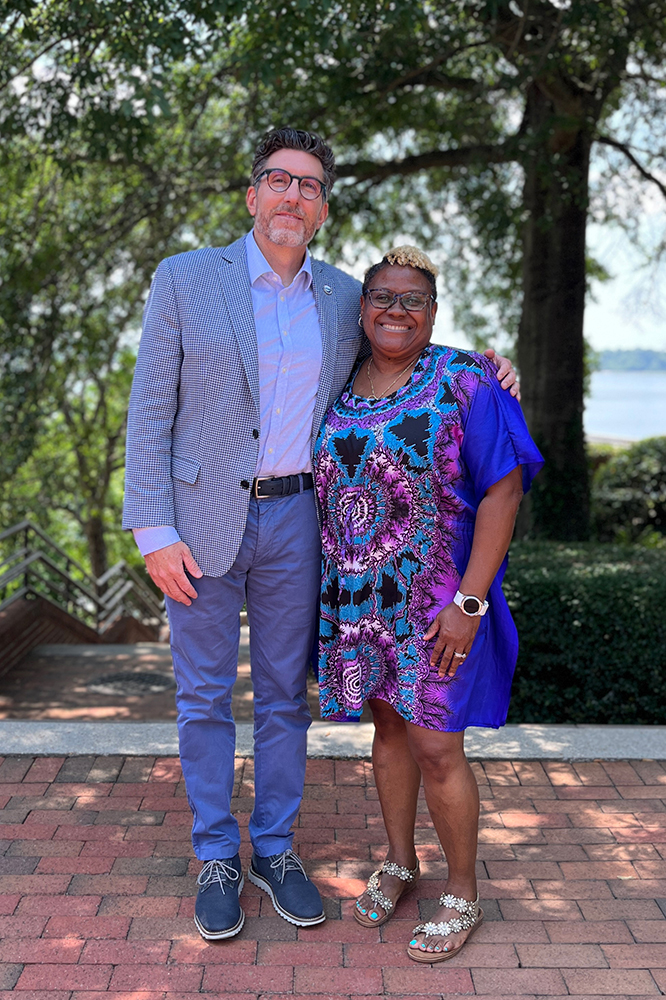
[{"xmin": 453, "ymin": 590, "xmax": 489, "ymax": 617}]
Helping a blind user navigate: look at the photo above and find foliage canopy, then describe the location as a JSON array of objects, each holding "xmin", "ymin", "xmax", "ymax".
[{"xmin": 2, "ymin": 0, "xmax": 666, "ymax": 564}]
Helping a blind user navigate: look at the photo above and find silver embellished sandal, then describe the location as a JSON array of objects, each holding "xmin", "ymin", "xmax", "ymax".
[
  {"xmin": 354, "ymin": 859, "xmax": 420, "ymax": 927},
  {"xmin": 407, "ymin": 891, "xmax": 483, "ymax": 962}
]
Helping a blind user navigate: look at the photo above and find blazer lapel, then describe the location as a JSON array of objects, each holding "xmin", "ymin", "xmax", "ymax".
[
  {"xmin": 215, "ymin": 236, "xmax": 260, "ymax": 416},
  {"xmin": 311, "ymin": 259, "xmax": 339, "ymax": 441}
]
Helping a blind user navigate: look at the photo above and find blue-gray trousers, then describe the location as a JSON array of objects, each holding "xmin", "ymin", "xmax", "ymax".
[{"xmin": 166, "ymin": 490, "xmax": 320, "ymax": 860}]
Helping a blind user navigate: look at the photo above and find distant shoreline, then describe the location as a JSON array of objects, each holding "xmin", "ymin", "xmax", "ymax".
[
  {"xmin": 586, "ymin": 434, "xmax": 637, "ymax": 446},
  {"xmin": 597, "ymin": 349, "xmax": 666, "ymax": 371}
]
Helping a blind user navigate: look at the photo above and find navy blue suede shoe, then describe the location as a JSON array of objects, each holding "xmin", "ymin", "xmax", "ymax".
[
  {"xmin": 248, "ymin": 849, "xmax": 325, "ymax": 927},
  {"xmin": 194, "ymin": 856, "xmax": 244, "ymax": 940}
]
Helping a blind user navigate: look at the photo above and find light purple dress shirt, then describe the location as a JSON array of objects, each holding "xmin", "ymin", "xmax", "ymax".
[{"xmin": 133, "ymin": 230, "xmax": 324, "ymax": 557}]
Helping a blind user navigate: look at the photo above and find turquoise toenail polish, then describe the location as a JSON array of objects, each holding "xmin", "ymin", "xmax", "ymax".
[
  {"xmin": 409, "ymin": 940, "xmax": 417, "ymax": 947},
  {"xmin": 370, "ymin": 912, "xmax": 378, "ymax": 920}
]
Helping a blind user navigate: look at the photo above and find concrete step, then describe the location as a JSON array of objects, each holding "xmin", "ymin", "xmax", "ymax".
[{"xmin": 0, "ymin": 720, "xmax": 663, "ymax": 760}]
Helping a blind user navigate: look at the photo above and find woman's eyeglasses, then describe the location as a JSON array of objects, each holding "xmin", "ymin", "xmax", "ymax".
[
  {"xmin": 254, "ymin": 168, "xmax": 327, "ymax": 201},
  {"xmin": 363, "ymin": 289, "xmax": 435, "ymax": 312}
]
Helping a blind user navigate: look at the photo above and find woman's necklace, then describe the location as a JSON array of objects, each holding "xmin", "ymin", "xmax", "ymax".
[{"xmin": 366, "ymin": 356, "xmax": 417, "ymax": 400}]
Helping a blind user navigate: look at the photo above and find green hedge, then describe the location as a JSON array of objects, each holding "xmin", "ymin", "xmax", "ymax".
[
  {"xmin": 504, "ymin": 542, "xmax": 666, "ymax": 724},
  {"xmin": 591, "ymin": 436, "xmax": 666, "ymax": 543}
]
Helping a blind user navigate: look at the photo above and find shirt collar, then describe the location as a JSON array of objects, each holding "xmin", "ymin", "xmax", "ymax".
[{"xmin": 245, "ymin": 229, "xmax": 313, "ymax": 290}]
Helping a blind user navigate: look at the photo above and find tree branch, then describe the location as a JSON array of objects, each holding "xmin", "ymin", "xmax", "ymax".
[
  {"xmin": 0, "ymin": 36, "xmax": 72, "ymax": 93},
  {"xmin": 596, "ymin": 135, "xmax": 666, "ymax": 200},
  {"xmin": 374, "ymin": 51, "xmax": 455, "ymax": 92},
  {"xmin": 390, "ymin": 70, "xmax": 480, "ymax": 91},
  {"xmin": 528, "ymin": 7, "xmax": 565, "ymax": 85},
  {"xmin": 626, "ymin": 69, "xmax": 666, "ymax": 85},
  {"xmin": 336, "ymin": 141, "xmax": 516, "ymax": 182},
  {"xmin": 0, "ymin": 8, "xmax": 23, "ymax": 43},
  {"xmin": 371, "ymin": 49, "xmax": 483, "ymax": 94},
  {"xmin": 503, "ymin": 1, "xmax": 529, "ymax": 63}
]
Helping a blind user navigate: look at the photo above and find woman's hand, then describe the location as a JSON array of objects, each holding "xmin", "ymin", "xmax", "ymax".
[{"xmin": 424, "ymin": 603, "xmax": 481, "ymax": 678}]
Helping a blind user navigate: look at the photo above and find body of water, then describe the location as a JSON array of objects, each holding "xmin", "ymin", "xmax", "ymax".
[{"xmin": 584, "ymin": 370, "xmax": 666, "ymax": 442}]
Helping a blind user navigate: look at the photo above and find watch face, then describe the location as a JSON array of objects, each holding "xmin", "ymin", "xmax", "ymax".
[{"xmin": 462, "ymin": 596, "xmax": 481, "ymax": 615}]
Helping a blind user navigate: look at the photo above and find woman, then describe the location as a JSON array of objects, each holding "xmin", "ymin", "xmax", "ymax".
[{"xmin": 313, "ymin": 246, "xmax": 543, "ymax": 962}]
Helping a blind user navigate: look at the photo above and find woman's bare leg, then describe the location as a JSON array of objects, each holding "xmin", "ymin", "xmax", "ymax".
[
  {"xmin": 405, "ymin": 726, "xmax": 479, "ymax": 955},
  {"xmin": 355, "ymin": 699, "xmax": 421, "ymax": 921}
]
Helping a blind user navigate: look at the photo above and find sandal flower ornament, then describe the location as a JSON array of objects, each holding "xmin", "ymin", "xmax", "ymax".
[
  {"xmin": 409, "ymin": 892, "xmax": 483, "ymax": 962},
  {"xmin": 354, "ymin": 860, "xmax": 420, "ymax": 927}
]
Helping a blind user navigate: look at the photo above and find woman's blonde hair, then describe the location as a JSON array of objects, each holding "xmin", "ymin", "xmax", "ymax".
[
  {"xmin": 383, "ymin": 245, "xmax": 439, "ymax": 278},
  {"xmin": 362, "ymin": 245, "xmax": 438, "ymax": 298}
]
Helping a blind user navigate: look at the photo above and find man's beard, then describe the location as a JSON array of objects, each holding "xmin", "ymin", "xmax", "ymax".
[{"xmin": 254, "ymin": 205, "xmax": 318, "ymax": 247}]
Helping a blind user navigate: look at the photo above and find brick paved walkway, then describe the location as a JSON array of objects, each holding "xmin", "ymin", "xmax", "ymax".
[{"xmin": 0, "ymin": 755, "xmax": 665, "ymax": 998}]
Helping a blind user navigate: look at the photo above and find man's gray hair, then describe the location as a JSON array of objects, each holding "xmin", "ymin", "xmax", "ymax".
[{"xmin": 251, "ymin": 127, "xmax": 336, "ymax": 199}]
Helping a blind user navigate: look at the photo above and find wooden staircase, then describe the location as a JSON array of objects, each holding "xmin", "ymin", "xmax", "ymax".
[{"xmin": 0, "ymin": 521, "xmax": 166, "ymax": 675}]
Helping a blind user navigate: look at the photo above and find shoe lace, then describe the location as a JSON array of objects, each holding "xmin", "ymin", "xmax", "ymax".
[
  {"xmin": 270, "ymin": 849, "xmax": 308, "ymax": 884},
  {"xmin": 197, "ymin": 859, "xmax": 240, "ymax": 894}
]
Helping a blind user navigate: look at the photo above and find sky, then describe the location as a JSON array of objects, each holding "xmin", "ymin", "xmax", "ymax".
[{"xmin": 583, "ymin": 225, "xmax": 665, "ymax": 352}]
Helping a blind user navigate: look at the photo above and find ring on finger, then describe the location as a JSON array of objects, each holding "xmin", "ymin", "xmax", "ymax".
[{"xmin": 452, "ymin": 651, "xmax": 467, "ymax": 659}]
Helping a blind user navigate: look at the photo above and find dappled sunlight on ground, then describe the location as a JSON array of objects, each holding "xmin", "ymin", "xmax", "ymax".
[{"xmin": 0, "ymin": 626, "xmax": 373, "ymax": 723}]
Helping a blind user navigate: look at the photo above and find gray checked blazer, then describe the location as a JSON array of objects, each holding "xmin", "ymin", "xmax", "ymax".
[{"xmin": 123, "ymin": 235, "xmax": 364, "ymax": 577}]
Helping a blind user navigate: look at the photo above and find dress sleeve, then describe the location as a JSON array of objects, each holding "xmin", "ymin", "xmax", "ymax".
[{"xmin": 460, "ymin": 369, "xmax": 544, "ymax": 502}]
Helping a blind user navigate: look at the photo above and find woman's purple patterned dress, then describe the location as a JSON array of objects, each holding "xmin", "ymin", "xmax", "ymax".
[{"xmin": 313, "ymin": 345, "xmax": 543, "ymax": 732}]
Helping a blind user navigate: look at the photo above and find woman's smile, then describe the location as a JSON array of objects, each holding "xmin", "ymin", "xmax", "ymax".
[{"xmin": 379, "ymin": 321, "xmax": 412, "ymax": 332}]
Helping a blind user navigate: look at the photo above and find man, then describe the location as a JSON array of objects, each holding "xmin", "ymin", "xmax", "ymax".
[{"xmin": 123, "ymin": 127, "xmax": 517, "ymax": 940}]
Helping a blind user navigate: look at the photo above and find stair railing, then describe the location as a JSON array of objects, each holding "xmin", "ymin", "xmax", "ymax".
[{"xmin": 0, "ymin": 520, "xmax": 165, "ymax": 633}]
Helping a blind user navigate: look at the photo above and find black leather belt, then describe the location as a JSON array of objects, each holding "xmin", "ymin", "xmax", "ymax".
[{"xmin": 252, "ymin": 473, "xmax": 314, "ymax": 499}]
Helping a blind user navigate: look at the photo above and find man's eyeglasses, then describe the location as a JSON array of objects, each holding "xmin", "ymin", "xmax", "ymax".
[
  {"xmin": 363, "ymin": 289, "xmax": 435, "ymax": 312},
  {"xmin": 254, "ymin": 168, "xmax": 327, "ymax": 201}
]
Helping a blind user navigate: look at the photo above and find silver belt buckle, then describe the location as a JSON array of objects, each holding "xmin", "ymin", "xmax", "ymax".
[{"xmin": 254, "ymin": 476, "xmax": 270, "ymax": 498}]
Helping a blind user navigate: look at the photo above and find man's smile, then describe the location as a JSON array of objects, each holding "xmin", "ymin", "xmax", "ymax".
[{"xmin": 274, "ymin": 209, "xmax": 305, "ymax": 221}]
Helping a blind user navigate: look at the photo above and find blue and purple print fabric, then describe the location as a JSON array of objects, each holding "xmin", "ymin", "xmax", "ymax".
[{"xmin": 313, "ymin": 345, "xmax": 543, "ymax": 732}]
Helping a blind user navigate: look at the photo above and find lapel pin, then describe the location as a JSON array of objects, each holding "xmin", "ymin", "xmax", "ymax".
[{"xmin": 323, "ymin": 284, "xmax": 332, "ymax": 295}]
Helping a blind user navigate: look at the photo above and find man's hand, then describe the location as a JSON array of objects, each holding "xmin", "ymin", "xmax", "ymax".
[
  {"xmin": 144, "ymin": 541, "xmax": 203, "ymax": 606},
  {"xmin": 483, "ymin": 348, "xmax": 521, "ymax": 400}
]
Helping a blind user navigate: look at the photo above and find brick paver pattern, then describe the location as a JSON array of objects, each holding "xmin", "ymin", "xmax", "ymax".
[{"xmin": 0, "ymin": 754, "xmax": 665, "ymax": 998}]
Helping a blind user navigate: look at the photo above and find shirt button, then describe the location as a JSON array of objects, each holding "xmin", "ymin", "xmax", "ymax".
[
  {"xmin": 268, "ymin": 448, "xmax": 274, "ymax": 454},
  {"xmin": 282, "ymin": 330, "xmax": 288, "ymax": 335},
  {"xmin": 282, "ymin": 367, "xmax": 287, "ymax": 373},
  {"xmin": 280, "ymin": 295, "xmax": 285, "ymax": 301},
  {"xmin": 276, "ymin": 408, "xmax": 281, "ymax": 414},
  {"xmin": 252, "ymin": 429, "xmax": 259, "ymax": 439},
  {"xmin": 240, "ymin": 480, "xmax": 250, "ymax": 489}
]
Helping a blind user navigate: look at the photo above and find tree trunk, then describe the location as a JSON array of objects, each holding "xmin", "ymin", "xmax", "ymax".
[
  {"xmin": 517, "ymin": 82, "xmax": 591, "ymax": 540},
  {"xmin": 85, "ymin": 513, "xmax": 108, "ymax": 582}
]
